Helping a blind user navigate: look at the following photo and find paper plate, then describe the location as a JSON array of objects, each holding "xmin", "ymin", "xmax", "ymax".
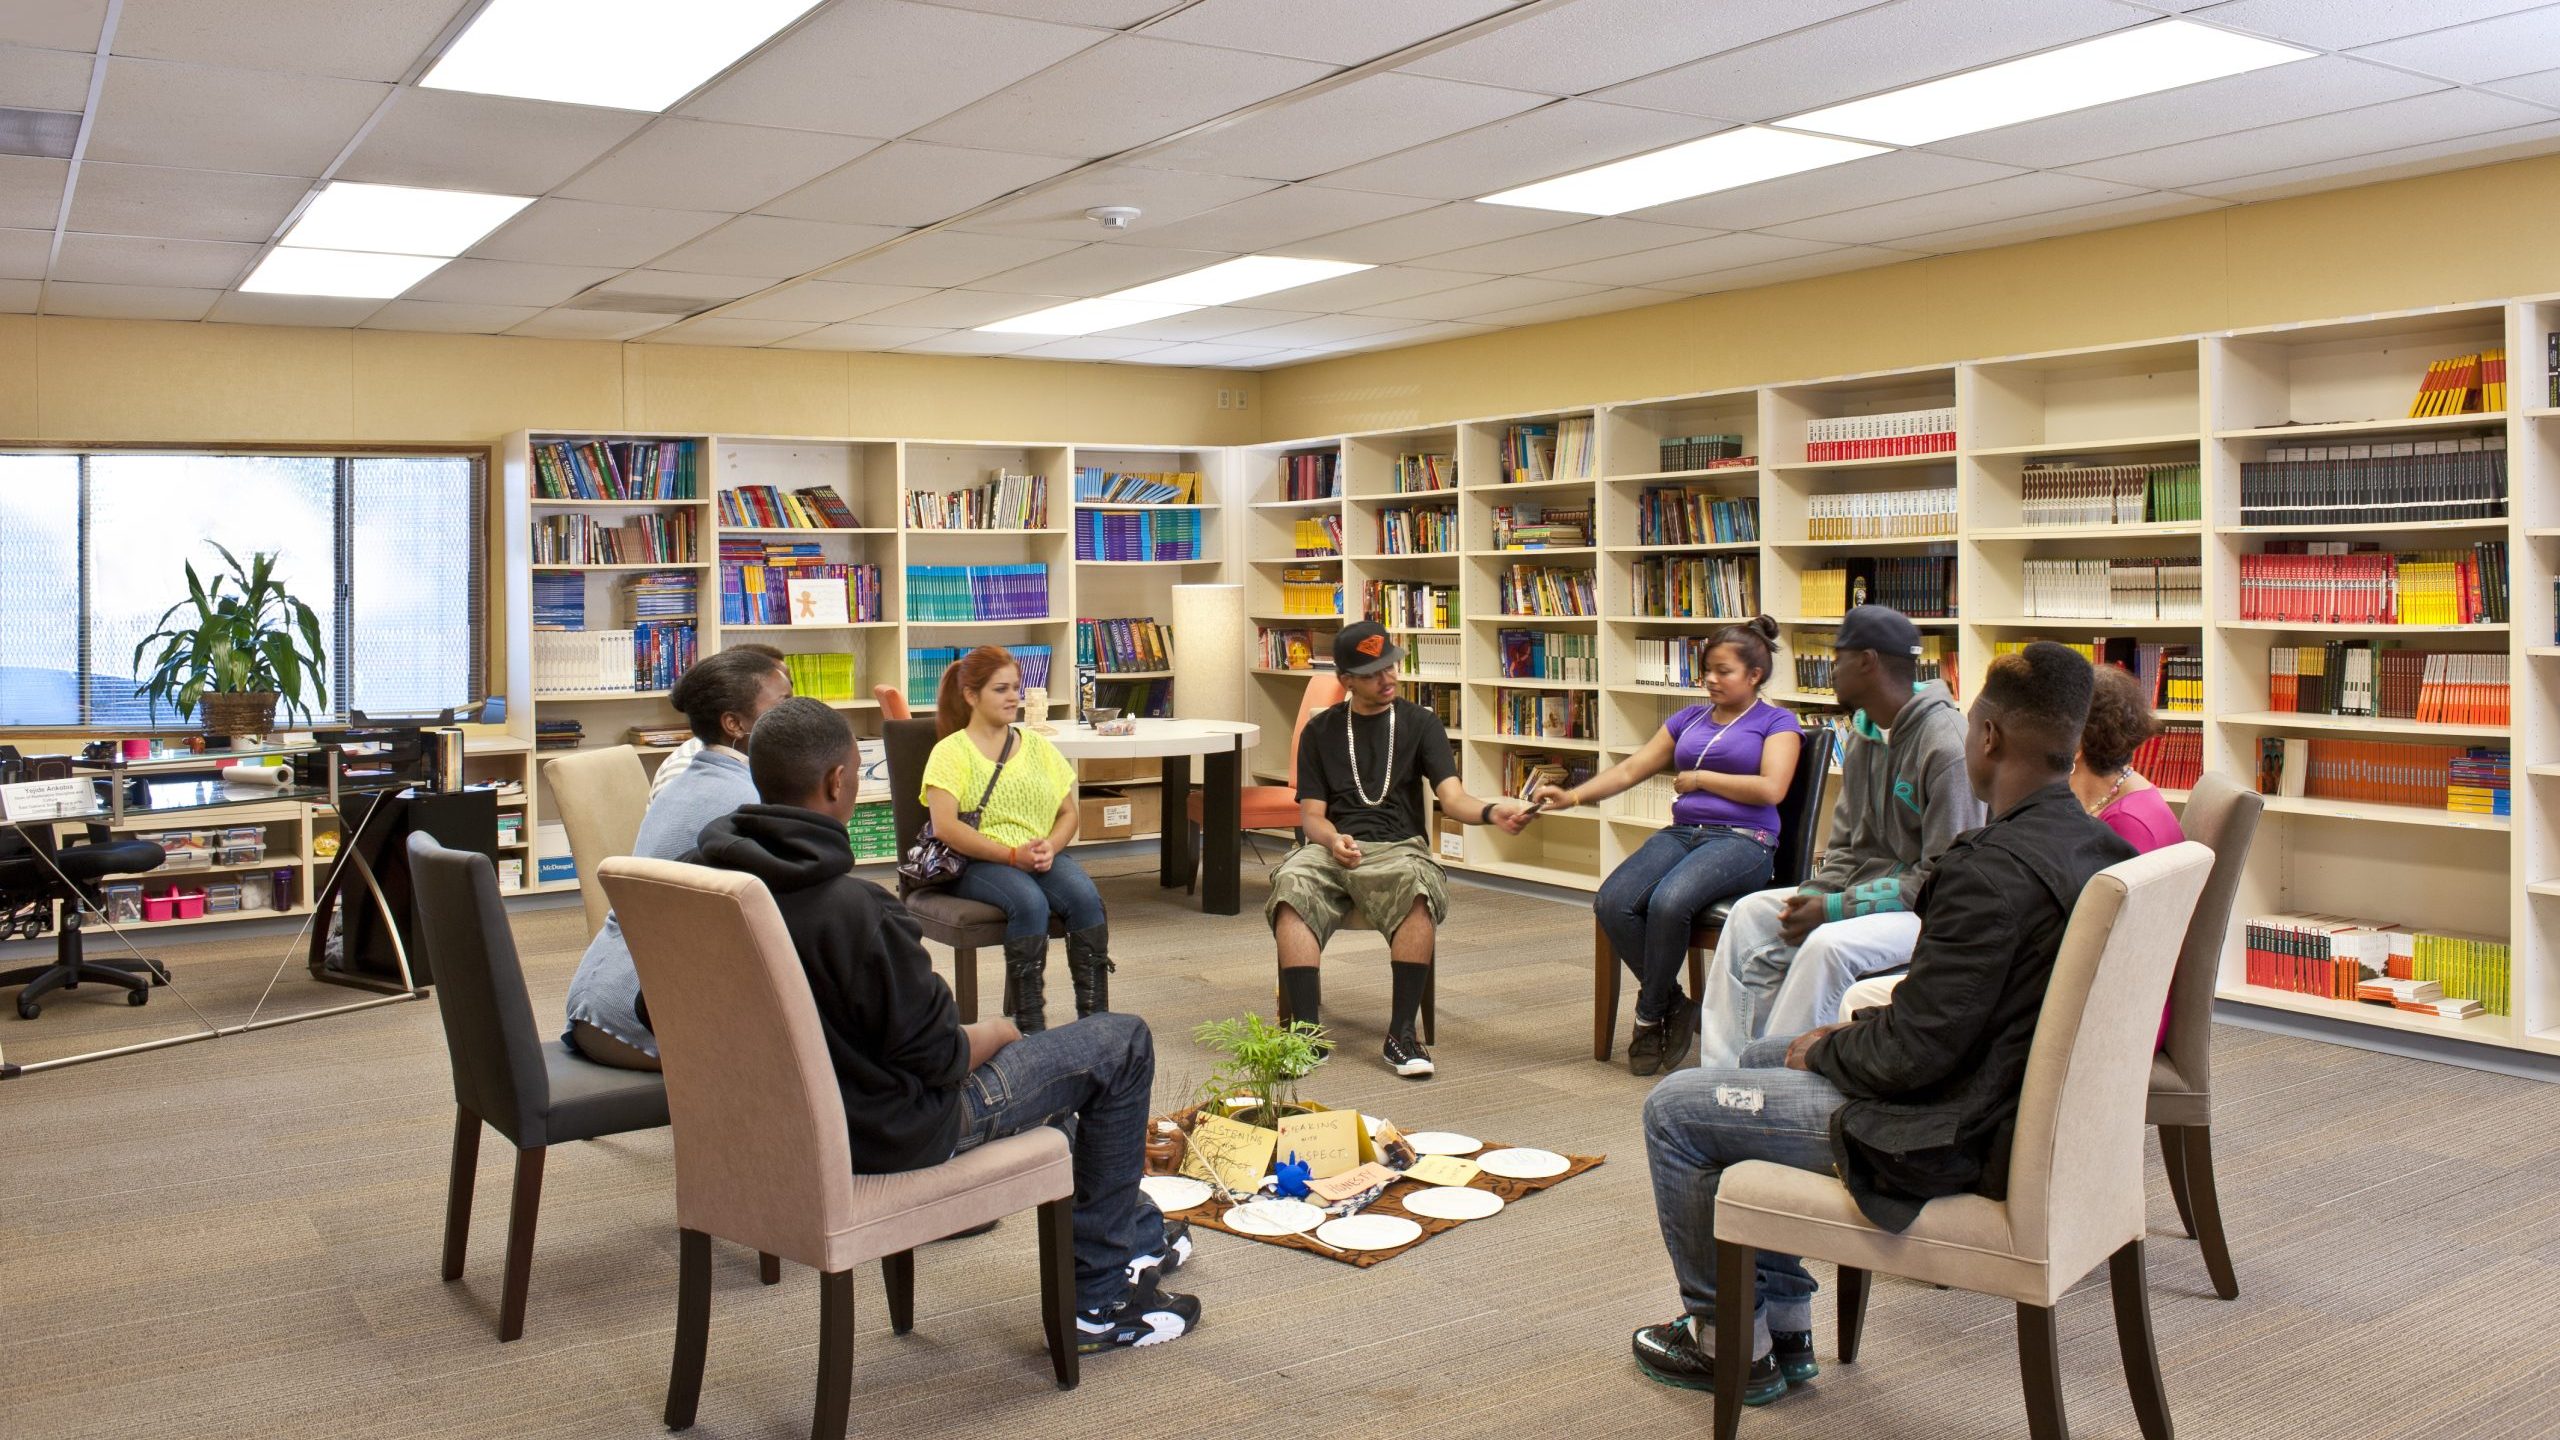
[
  {"xmin": 1138, "ymin": 1175, "xmax": 1212, "ymax": 1213},
  {"xmin": 1402, "ymin": 1131, "xmax": 1482, "ymax": 1156},
  {"xmin": 1316, "ymin": 1214, "xmax": 1423, "ymax": 1251},
  {"xmin": 1401, "ymin": 1185, "xmax": 1504, "ymax": 1222},
  {"xmin": 1224, "ymin": 1198, "xmax": 1325, "ymax": 1236},
  {"xmin": 1475, "ymin": 1147, "xmax": 1569, "ymax": 1180}
]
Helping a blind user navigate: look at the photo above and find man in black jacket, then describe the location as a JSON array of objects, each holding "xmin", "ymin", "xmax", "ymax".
[
  {"xmin": 1630, "ymin": 642, "xmax": 2133, "ymax": 1406},
  {"xmin": 693, "ymin": 698, "xmax": 1203, "ymax": 1353}
]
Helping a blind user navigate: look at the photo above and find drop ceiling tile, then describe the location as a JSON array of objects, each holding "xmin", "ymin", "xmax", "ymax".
[
  {"xmin": 87, "ymin": 58, "xmax": 388, "ymax": 176},
  {"xmin": 925, "ymin": 0, "xmax": 1171, "ymax": 25},
  {"xmin": 1145, "ymin": 0, "xmax": 1524, "ymax": 66},
  {"xmin": 42, "ymin": 281, "xmax": 219, "ymax": 320},
  {"xmin": 914, "ymin": 37, "xmax": 1336, "ymax": 161},
  {"xmin": 684, "ymin": 0, "xmax": 1106, "ymax": 138},
  {"xmin": 2063, "ymin": 88, "xmax": 2559, "ymax": 189},
  {"xmin": 2186, "ymin": 116, "xmax": 2560, "ymax": 201},
  {"xmin": 1128, "ymin": 341, "xmax": 1285, "ymax": 367},
  {"xmin": 67, "ymin": 163, "xmax": 309, "ymax": 243},
  {"xmin": 1242, "ymin": 263, "xmax": 1495, "ymax": 311},
  {"xmin": 1097, "ymin": 305, "xmax": 1313, "ymax": 341},
  {"xmin": 1253, "ymin": 349, "xmax": 1327, "ymax": 366},
  {"xmin": 759, "ymin": 143, "xmax": 1081, "ymax": 228},
  {"xmin": 339, "ymin": 89, "xmax": 647, "ymax": 194},
  {"xmin": 647, "ymin": 317, "xmax": 825, "ymax": 347},
  {"xmin": 1890, "ymin": 190, "xmax": 2229, "ymax": 254},
  {"xmin": 1353, "ymin": 274, "xmax": 1607, "ymax": 320},
  {"xmin": 1358, "ymin": 319, "xmax": 1499, "ymax": 350},
  {"xmin": 52, "ymin": 232, "xmax": 255, "ymax": 287},
  {"xmin": 360, "ymin": 299, "xmax": 543, "ymax": 333},
  {"xmin": 772, "ymin": 321, "xmax": 950, "ymax": 351},
  {"xmin": 0, "ymin": 1, "xmax": 105, "ymax": 51},
  {"xmin": 1672, "ymin": 245, "xmax": 1914, "ymax": 295},
  {"xmin": 1764, "ymin": 173, "xmax": 2150, "ymax": 247},
  {"xmin": 2492, "ymin": 63, "xmax": 2560, "ymax": 112},
  {"xmin": 1534, "ymin": 231, "xmax": 1831, "ymax": 288},
  {"xmin": 1268, "ymin": 201, "xmax": 1577, "ymax": 265},
  {"xmin": 1402, "ymin": 0, "xmax": 1871, "ymax": 96},
  {"xmin": 0, "ymin": 156, "xmax": 67, "ymax": 229},
  {"xmin": 509, "ymin": 309, "xmax": 672, "ymax": 341},
  {"xmin": 1133, "ymin": 73, "xmax": 1548, "ymax": 183},
  {"xmin": 1925, "ymin": 56, "xmax": 2445, "ymax": 171},
  {"xmin": 721, "ymin": 280, "xmax": 939, "ymax": 322},
  {"xmin": 0, "ymin": 226, "xmax": 49, "ymax": 277},
  {"xmin": 1592, "ymin": 0, "xmax": 2144, "ymax": 125},
  {"xmin": 1237, "ymin": 311, "xmax": 1469, "ymax": 347},
  {"xmin": 0, "ymin": 44, "xmax": 95, "ymax": 110},
  {"xmin": 593, "ymin": 270, "xmax": 778, "ymax": 304},
  {"xmin": 953, "ymin": 166, "xmax": 1280, "ymax": 242},
  {"xmin": 113, "ymin": 0, "xmax": 473, "ymax": 83},
  {"xmin": 821, "ymin": 231, "xmax": 1081, "ymax": 287},
  {"xmin": 896, "ymin": 329, "xmax": 1052, "ymax": 355},
  {"xmin": 204, "ymin": 291, "xmax": 384, "ymax": 327},
  {"xmin": 859, "ymin": 289, "xmax": 1068, "ymax": 328},
  {"xmin": 1463, "ymin": 285, "xmax": 1685, "ymax": 327},
  {"xmin": 467, "ymin": 200, "xmax": 729, "ymax": 269},
  {"xmin": 1407, "ymin": 217, "xmax": 1719, "ymax": 274},
  {"xmin": 557, "ymin": 120, "xmax": 882, "ymax": 215},
  {"xmin": 1623, "ymin": 150, "xmax": 2026, "ymax": 232},
  {"xmin": 2192, "ymin": 0, "xmax": 2554, "ymax": 50},
  {"xmin": 1011, "ymin": 335, "xmax": 1175, "ymax": 360},
  {"xmin": 1120, "ymin": 186, "xmax": 1437, "ymax": 252},
  {"xmin": 2351, "ymin": 8, "xmax": 2560, "ymax": 83},
  {"xmin": 0, "ymin": 278, "xmax": 39, "ymax": 311},
  {"xmin": 404, "ymin": 258, "xmax": 624, "ymax": 308},
  {"xmin": 968, "ymin": 244, "xmax": 1228, "ymax": 296},
  {"xmin": 649, "ymin": 216, "xmax": 910, "ymax": 277},
  {"xmin": 1313, "ymin": 99, "xmax": 1716, "ymax": 201}
]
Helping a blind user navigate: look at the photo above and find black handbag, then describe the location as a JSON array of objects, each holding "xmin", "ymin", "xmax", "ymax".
[{"xmin": 898, "ymin": 729, "xmax": 1015, "ymax": 892}]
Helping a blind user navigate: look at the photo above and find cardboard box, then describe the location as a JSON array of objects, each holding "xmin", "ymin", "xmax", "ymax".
[
  {"xmin": 1079, "ymin": 788, "xmax": 1137, "ymax": 840},
  {"xmin": 1436, "ymin": 815, "xmax": 1466, "ymax": 862},
  {"xmin": 1078, "ymin": 755, "xmax": 1149, "ymax": 785}
]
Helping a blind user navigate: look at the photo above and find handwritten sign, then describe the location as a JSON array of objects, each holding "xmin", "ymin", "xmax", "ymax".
[
  {"xmin": 786, "ymin": 575, "xmax": 849, "ymax": 626},
  {"xmin": 1179, "ymin": 1113, "xmax": 1276, "ymax": 1195},
  {"xmin": 1304, "ymin": 1162, "xmax": 1399, "ymax": 1205},
  {"xmin": 1403, "ymin": 1154, "xmax": 1482, "ymax": 1187},
  {"xmin": 1275, "ymin": 1110, "xmax": 1366, "ymax": 1179}
]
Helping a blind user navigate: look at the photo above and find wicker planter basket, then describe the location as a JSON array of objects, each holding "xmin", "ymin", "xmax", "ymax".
[{"xmin": 197, "ymin": 691, "xmax": 281, "ymax": 741}]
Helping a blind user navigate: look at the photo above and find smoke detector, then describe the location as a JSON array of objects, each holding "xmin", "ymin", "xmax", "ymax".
[{"xmin": 1086, "ymin": 205, "xmax": 1141, "ymax": 231}]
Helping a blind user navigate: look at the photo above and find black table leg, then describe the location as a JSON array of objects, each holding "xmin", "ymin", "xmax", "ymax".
[
  {"xmin": 1203, "ymin": 744, "xmax": 1242, "ymax": 916},
  {"xmin": 1159, "ymin": 753, "xmax": 1192, "ymax": 889}
]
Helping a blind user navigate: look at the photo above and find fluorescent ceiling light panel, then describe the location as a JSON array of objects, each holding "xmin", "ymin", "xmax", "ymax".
[
  {"xmin": 1479, "ymin": 127, "xmax": 1887, "ymax": 216},
  {"xmin": 421, "ymin": 0, "xmax": 824, "ymax": 112},
  {"xmin": 240, "ymin": 247, "xmax": 448, "ymax": 299},
  {"xmin": 1115, "ymin": 256, "xmax": 1372, "ymax": 307},
  {"xmin": 1783, "ymin": 20, "xmax": 2313, "ymax": 147},
  {"xmin": 979, "ymin": 298, "xmax": 1203, "ymax": 336},
  {"xmin": 282, "ymin": 182, "xmax": 533, "ymax": 258}
]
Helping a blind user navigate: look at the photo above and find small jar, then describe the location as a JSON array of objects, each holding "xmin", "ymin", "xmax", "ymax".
[{"xmin": 1143, "ymin": 1118, "xmax": 1187, "ymax": 1176}]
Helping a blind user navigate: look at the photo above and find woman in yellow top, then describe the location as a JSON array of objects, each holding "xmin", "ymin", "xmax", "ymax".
[{"xmin": 921, "ymin": 644, "xmax": 1109, "ymax": 1033}]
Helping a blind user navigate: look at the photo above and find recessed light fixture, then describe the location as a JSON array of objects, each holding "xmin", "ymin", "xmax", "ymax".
[
  {"xmin": 1478, "ymin": 127, "xmax": 1888, "ymax": 216},
  {"xmin": 976, "ymin": 256, "xmax": 1376, "ymax": 336},
  {"xmin": 978, "ymin": 298, "xmax": 1205, "ymax": 336},
  {"xmin": 1782, "ymin": 19, "xmax": 2312, "ymax": 147},
  {"xmin": 282, "ymin": 182, "xmax": 532, "ymax": 258},
  {"xmin": 239, "ymin": 248, "xmax": 448, "ymax": 300},
  {"xmin": 421, "ymin": 0, "xmax": 824, "ymax": 113}
]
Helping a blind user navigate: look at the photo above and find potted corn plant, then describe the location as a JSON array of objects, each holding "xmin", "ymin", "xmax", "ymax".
[
  {"xmin": 132, "ymin": 544, "xmax": 328, "ymax": 741},
  {"xmin": 1192, "ymin": 1011, "xmax": 1334, "ymax": 1131}
]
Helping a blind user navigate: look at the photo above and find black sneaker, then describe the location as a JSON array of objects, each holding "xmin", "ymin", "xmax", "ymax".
[
  {"xmin": 1124, "ymin": 1218, "xmax": 1194, "ymax": 1288},
  {"xmin": 1630, "ymin": 1315, "xmax": 1787, "ymax": 1405},
  {"xmin": 1384, "ymin": 1030, "xmax": 1435, "ymax": 1078},
  {"xmin": 1075, "ymin": 1278, "xmax": 1201, "ymax": 1353},
  {"xmin": 1626, "ymin": 1020, "xmax": 1669, "ymax": 1077},
  {"xmin": 1659, "ymin": 996, "xmax": 1703, "ymax": 1072},
  {"xmin": 1771, "ymin": 1329, "xmax": 1818, "ymax": 1386}
]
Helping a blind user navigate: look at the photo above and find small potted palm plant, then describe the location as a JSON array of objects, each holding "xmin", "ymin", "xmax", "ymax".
[
  {"xmin": 132, "ymin": 544, "xmax": 328, "ymax": 742},
  {"xmin": 1192, "ymin": 1011, "xmax": 1334, "ymax": 1131}
]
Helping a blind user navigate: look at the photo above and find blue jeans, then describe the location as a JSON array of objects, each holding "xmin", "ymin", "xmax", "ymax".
[
  {"xmin": 1644, "ymin": 1035, "xmax": 1843, "ymax": 1358},
  {"xmin": 955, "ymin": 1011, "xmax": 1166, "ymax": 1309},
  {"xmin": 1595, "ymin": 826, "xmax": 1775, "ymax": 1025},
  {"xmin": 948, "ymin": 851, "xmax": 1106, "ymax": 940}
]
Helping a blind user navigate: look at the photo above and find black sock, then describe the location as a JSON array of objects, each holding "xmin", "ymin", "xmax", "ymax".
[
  {"xmin": 1281, "ymin": 966, "xmax": 1321, "ymax": 1028},
  {"xmin": 1390, "ymin": 961, "xmax": 1429, "ymax": 1039}
]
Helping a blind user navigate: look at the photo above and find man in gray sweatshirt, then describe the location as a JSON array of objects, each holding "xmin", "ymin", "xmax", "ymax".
[{"xmin": 1693, "ymin": 607, "xmax": 1983, "ymax": 1067}]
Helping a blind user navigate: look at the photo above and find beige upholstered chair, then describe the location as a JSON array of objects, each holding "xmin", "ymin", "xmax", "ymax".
[
  {"xmin": 1707, "ymin": 842, "xmax": 2213, "ymax": 1440},
  {"xmin": 598, "ymin": 856, "xmax": 1079, "ymax": 1440},
  {"xmin": 543, "ymin": 744, "xmax": 651, "ymax": 940},
  {"xmin": 2151, "ymin": 773, "xmax": 2262, "ymax": 1301}
]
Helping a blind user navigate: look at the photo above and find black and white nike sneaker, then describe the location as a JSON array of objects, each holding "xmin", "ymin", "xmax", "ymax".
[
  {"xmin": 1075, "ymin": 1278, "xmax": 1202, "ymax": 1353},
  {"xmin": 1124, "ymin": 1218, "xmax": 1194, "ymax": 1287},
  {"xmin": 1384, "ymin": 1030, "xmax": 1435, "ymax": 1078}
]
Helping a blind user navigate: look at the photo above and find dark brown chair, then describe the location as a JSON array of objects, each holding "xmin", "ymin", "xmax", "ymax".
[
  {"xmin": 2150, "ymin": 772, "xmax": 2261, "ymax": 1301},
  {"xmin": 1591, "ymin": 724, "xmax": 1836, "ymax": 1062},
  {"xmin": 880, "ymin": 718, "xmax": 1060, "ymax": 1023}
]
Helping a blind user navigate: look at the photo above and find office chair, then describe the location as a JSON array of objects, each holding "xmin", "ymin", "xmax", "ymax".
[{"xmin": 0, "ymin": 828, "xmax": 172, "ymax": 1019}]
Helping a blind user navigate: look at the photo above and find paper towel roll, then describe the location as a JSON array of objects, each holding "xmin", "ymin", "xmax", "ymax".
[{"xmin": 221, "ymin": 762, "xmax": 295, "ymax": 789}]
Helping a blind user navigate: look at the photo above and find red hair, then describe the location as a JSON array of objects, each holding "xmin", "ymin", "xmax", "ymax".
[{"xmin": 935, "ymin": 645, "xmax": 1019, "ymax": 736}]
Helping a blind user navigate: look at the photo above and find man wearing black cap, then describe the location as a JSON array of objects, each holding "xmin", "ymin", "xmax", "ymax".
[{"xmin": 1268, "ymin": 620, "xmax": 1538, "ymax": 1077}]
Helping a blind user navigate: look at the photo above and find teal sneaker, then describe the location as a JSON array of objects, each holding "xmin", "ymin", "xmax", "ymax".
[
  {"xmin": 1772, "ymin": 1329, "xmax": 1818, "ymax": 1386},
  {"xmin": 1630, "ymin": 1315, "xmax": 1788, "ymax": 1405}
]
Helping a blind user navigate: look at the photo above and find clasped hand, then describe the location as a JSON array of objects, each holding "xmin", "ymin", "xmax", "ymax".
[{"xmin": 1012, "ymin": 838, "xmax": 1055, "ymax": 873}]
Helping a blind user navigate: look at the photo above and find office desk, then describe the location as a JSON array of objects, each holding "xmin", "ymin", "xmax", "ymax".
[{"xmin": 1044, "ymin": 720, "xmax": 1259, "ymax": 916}]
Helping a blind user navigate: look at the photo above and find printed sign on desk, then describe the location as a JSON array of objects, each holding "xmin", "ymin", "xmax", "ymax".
[{"xmin": 0, "ymin": 777, "xmax": 99, "ymax": 821}]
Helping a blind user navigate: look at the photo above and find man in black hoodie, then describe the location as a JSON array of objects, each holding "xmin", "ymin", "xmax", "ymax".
[
  {"xmin": 1630, "ymin": 642, "xmax": 2133, "ymax": 1407},
  {"xmin": 693, "ymin": 698, "xmax": 1202, "ymax": 1352}
]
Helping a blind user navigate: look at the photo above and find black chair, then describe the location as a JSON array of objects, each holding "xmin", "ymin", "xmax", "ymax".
[
  {"xmin": 881, "ymin": 718, "xmax": 1062, "ymax": 1024},
  {"xmin": 0, "ymin": 828, "xmax": 170, "ymax": 1019},
  {"xmin": 1591, "ymin": 724, "xmax": 1838, "ymax": 1062}
]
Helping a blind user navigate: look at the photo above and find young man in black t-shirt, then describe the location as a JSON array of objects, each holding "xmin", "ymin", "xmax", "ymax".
[{"xmin": 1268, "ymin": 621, "xmax": 1537, "ymax": 1077}]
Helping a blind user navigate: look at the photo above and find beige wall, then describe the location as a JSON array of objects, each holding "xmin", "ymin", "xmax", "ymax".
[
  {"xmin": 1258, "ymin": 151, "xmax": 2560, "ymax": 439},
  {"xmin": 0, "ymin": 317, "xmax": 1262, "ymax": 447}
]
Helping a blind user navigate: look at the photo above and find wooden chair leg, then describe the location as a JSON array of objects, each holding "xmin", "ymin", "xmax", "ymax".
[
  {"xmin": 2180, "ymin": 1124, "xmax": 2240, "ymax": 1301},
  {"xmin": 1714, "ymin": 1240, "xmax": 1753, "ymax": 1440},
  {"xmin": 2158, "ymin": 1124, "xmax": 2197, "ymax": 1239},
  {"xmin": 2110, "ymin": 1239, "xmax": 2175, "ymax": 1440},
  {"xmin": 952, "ymin": 944, "xmax": 978, "ymax": 1023},
  {"xmin": 1836, "ymin": 1264, "xmax": 1871, "ymax": 1363},
  {"xmin": 1038, "ymin": 1197, "xmax": 1080, "ymax": 1390},
  {"xmin": 760, "ymin": 1252, "xmax": 782, "ymax": 1286},
  {"xmin": 441, "ymin": 1105, "xmax": 479, "ymax": 1283},
  {"xmin": 666, "ymin": 1228, "xmax": 711, "ymax": 1431},
  {"xmin": 814, "ymin": 1269, "xmax": 855, "ymax": 1440},
  {"xmin": 882, "ymin": 1249, "xmax": 915, "ymax": 1334},
  {"xmin": 498, "ymin": 1146, "xmax": 545, "ymax": 1343},
  {"xmin": 1593, "ymin": 916, "xmax": 1619, "ymax": 1062},
  {"xmin": 1687, "ymin": 930, "xmax": 1713, "ymax": 1006},
  {"xmin": 2015, "ymin": 1301, "xmax": 2068, "ymax": 1440}
]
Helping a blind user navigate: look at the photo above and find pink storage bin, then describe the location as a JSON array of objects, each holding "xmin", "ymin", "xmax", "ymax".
[
  {"xmin": 142, "ymin": 892, "xmax": 177, "ymax": 922},
  {"xmin": 173, "ymin": 889, "xmax": 206, "ymax": 920}
]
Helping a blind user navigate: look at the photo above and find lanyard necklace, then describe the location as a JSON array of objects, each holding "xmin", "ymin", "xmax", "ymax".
[{"xmin": 1346, "ymin": 700, "xmax": 1396, "ymax": 807}]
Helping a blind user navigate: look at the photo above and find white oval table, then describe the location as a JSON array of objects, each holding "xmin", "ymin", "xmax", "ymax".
[{"xmin": 1043, "ymin": 718, "xmax": 1259, "ymax": 915}]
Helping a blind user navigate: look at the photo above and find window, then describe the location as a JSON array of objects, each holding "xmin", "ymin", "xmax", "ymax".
[{"xmin": 0, "ymin": 450, "xmax": 486, "ymax": 729}]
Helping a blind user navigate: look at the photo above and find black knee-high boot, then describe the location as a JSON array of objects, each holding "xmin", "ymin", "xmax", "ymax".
[
  {"xmin": 1065, "ymin": 923, "xmax": 1114, "ymax": 1019},
  {"xmin": 1003, "ymin": 933, "xmax": 1049, "ymax": 1034}
]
